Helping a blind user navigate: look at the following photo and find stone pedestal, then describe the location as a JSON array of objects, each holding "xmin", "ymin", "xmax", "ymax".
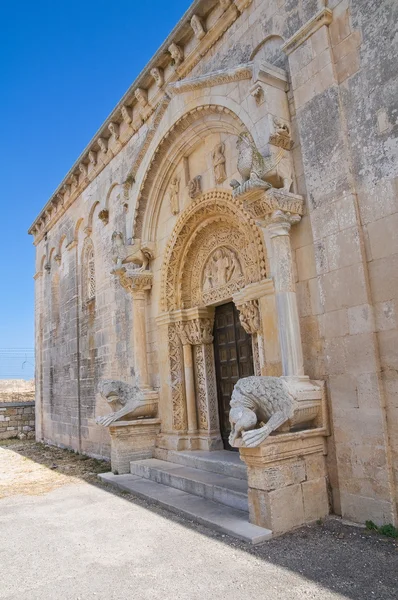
[
  {"xmin": 240, "ymin": 431, "xmax": 329, "ymax": 535},
  {"xmin": 109, "ymin": 418, "xmax": 161, "ymax": 474}
]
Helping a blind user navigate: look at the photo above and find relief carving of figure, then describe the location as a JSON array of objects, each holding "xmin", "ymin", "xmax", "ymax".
[
  {"xmin": 169, "ymin": 176, "xmax": 180, "ymax": 215},
  {"xmin": 212, "ymin": 142, "xmax": 227, "ymax": 184},
  {"xmin": 230, "ymin": 132, "xmax": 293, "ymax": 195},
  {"xmin": 111, "ymin": 232, "xmax": 153, "ymax": 272},
  {"xmin": 96, "ymin": 380, "xmax": 157, "ymax": 427},
  {"xmin": 188, "ymin": 175, "xmax": 202, "ymax": 199},
  {"xmin": 203, "ymin": 247, "xmax": 242, "ymax": 291}
]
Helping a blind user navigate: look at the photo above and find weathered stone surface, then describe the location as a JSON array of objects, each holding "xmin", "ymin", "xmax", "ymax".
[{"xmin": 29, "ymin": 0, "xmax": 398, "ymax": 532}]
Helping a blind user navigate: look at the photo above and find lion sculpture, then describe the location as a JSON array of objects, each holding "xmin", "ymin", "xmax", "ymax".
[
  {"xmin": 230, "ymin": 132, "xmax": 293, "ymax": 195},
  {"xmin": 229, "ymin": 376, "xmax": 296, "ymax": 448},
  {"xmin": 111, "ymin": 232, "xmax": 153, "ymax": 273},
  {"xmin": 96, "ymin": 380, "xmax": 157, "ymax": 427}
]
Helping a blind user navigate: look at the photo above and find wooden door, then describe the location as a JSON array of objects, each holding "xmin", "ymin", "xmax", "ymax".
[{"xmin": 213, "ymin": 302, "xmax": 254, "ymax": 450}]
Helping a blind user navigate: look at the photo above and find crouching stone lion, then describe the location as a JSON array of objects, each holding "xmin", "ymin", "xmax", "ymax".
[
  {"xmin": 229, "ymin": 376, "xmax": 295, "ymax": 448},
  {"xmin": 96, "ymin": 380, "xmax": 157, "ymax": 427}
]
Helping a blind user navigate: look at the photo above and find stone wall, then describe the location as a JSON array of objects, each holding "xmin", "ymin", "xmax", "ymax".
[
  {"xmin": 29, "ymin": 0, "xmax": 398, "ymax": 525},
  {"xmin": 0, "ymin": 402, "xmax": 35, "ymax": 440}
]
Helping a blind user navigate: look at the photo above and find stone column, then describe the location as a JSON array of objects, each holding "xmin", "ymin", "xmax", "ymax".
[
  {"xmin": 177, "ymin": 324, "xmax": 198, "ymax": 434},
  {"xmin": 115, "ymin": 269, "xmax": 153, "ymax": 389},
  {"xmin": 242, "ymin": 189, "xmax": 304, "ymax": 377},
  {"xmin": 266, "ymin": 211, "xmax": 304, "ymax": 377}
]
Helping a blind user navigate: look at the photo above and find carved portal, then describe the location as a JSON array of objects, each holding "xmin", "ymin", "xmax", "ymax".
[{"xmin": 158, "ymin": 190, "xmax": 267, "ymax": 449}]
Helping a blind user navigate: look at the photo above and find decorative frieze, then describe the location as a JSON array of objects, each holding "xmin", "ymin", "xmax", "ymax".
[{"xmin": 168, "ymin": 63, "xmax": 252, "ymax": 95}]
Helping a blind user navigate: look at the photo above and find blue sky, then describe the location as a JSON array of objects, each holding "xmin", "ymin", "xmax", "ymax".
[{"xmin": 0, "ymin": 0, "xmax": 191, "ymax": 377}]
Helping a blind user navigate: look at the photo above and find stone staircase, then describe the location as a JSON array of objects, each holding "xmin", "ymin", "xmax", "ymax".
[{"xmin": 99, "ymin": 450, "xmax": 272, "ymax": 544}]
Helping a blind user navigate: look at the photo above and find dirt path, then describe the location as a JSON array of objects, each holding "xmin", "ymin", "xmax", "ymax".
[{"xmin": 0, "ymin": 439, "xmax": 109, "ymax": 498}]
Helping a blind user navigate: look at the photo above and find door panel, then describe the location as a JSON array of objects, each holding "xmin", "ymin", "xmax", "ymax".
[{"xmin": 213, "ymin": 302, "xmax": 254, "ymax": 450}]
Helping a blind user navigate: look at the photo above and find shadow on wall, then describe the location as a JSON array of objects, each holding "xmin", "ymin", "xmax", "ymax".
[{"xmin": 1, "ymin": 439, "xmax": 397, "ymax": 600}]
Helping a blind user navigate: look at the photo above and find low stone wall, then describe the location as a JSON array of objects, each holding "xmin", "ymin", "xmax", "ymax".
[{"xmin": 0, "ymin": 402, "xmax": 35, "ymax": 440}]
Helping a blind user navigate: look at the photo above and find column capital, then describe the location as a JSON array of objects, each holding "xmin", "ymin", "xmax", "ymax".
[
  {"xmin": 113, "ymin": 267, "xmax": 153, "ymax": 297},
  {"xmin": 266, "ymin": 210, "xmax": 302, "ymax": 238},
  {"xmin": 235, "ymin": 299, "xmax": 261, "ymax": 335},
  {"xmin": 242, "ymin": 188, "xmax": 303, "ymax": 229},
  {"xmin": 177, "ymin": 317, "xmax": 214, "ymax": 346}
]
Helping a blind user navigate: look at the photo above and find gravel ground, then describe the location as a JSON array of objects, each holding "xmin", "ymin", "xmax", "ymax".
[{"xmin": 0, "ymin": 440, "xmax": 397, "ymax": 600}]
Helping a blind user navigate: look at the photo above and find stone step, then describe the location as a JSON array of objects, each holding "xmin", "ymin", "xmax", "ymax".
[
  {"xmin": 130, "ymin": 458, "xmax": 248, "ymax": 512},
  {"xmin": 99, "ymin": 472, "xmax": 272, "ymax": 545},
  {"xmin": 154, "ymin": 449, "xmax": 247, "ymax": 481}
]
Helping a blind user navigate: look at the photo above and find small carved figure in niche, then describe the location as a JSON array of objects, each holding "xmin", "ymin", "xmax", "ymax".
[
  {"xmin": 111, "ymin": 232, "xmax": 153, "ymax": 272},
  {"xmin": 169, "ymin": 176, "xmax": 180, "ymax": 215},
  {"xmin": 212, "ymin": 142, "xmax": 227, "ymax": 184},
  {"xmin": 188, "ymin": 175, "xmax": 202, "ymax": 199},
  {"xmin": 96, "ymin": 380, "xmax": 157, "ymax": 426}
]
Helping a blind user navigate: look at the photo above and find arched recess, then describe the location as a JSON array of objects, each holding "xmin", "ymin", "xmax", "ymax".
[
  {"xmin": 87, "ymin": 201, "xmax": 100, "ymax": 232},
  {"xmin": 130, "ymin": 105, "xmax": 254, "ymax": 242},
  {"xmin": 161, "ymin": 189, "xmax": 267, "ymax": 311},
  {"xmin": 250, "ymin": 34, "xmax": 287, "ymax": 69}
]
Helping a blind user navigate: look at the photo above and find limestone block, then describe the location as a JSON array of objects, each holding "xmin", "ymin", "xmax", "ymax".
[
  {"xmin": 302, "ymin": 477, "xmax": 329, "ymax": 522},
  {"xmin": 109, "ymin": 419, "xmax": 161, "ymax": 475}
]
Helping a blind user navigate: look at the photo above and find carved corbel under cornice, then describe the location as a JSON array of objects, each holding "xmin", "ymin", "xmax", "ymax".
[
  {"xmin": 121, "ymin": 105, "xmax": 133, "ymax": 125},
  {"xmin": 97, "ymin": 137, "xmax": 108, "ymax": 154},
  {"xmin": 108, "ymin": 122, "xmax": 120, "ymax": 141},
  {"xmin": 234, "ymin": 0, "xmax": 252, "ymax": 12},
  {"xmin": 150, "ymin": 67, "xmax": 164, "ymax": 88},
  {"xmin": 191, "ymin": 15, "xmax": 206, "ymax": 40}
]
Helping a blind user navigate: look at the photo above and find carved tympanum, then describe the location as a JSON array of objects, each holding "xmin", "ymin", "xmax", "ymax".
[{"xmin": 202, "ymin": 247, "xmax": 242, "ymax": 292}]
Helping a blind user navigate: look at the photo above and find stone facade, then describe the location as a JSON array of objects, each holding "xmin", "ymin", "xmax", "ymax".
[{"xmin": 29, "ymin": 0, "xmax": 398, "ymax": 528}]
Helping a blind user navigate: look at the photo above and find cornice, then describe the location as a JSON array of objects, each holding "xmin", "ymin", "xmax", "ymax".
[
  {"xmin": 281, "ymin": 8, "xmax": 333, "ymax": 56},
  {"xmin": 28, "ymin": 0, "xmax": 254, "ymax": 245},
  {"xmin": 168, "ymin": 62, "xmax": 253, "ymax": 95}
]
